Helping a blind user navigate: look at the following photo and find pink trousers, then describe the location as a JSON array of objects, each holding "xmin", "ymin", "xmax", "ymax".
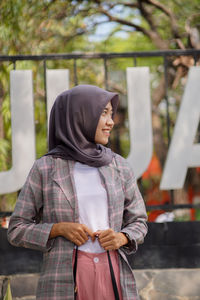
[{"xmin": 73, "ymin": 249, "xmax": 123, "ymax": 300}]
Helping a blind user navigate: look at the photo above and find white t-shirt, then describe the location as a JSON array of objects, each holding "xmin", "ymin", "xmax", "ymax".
[{"xmin": 73, "ymin": 162, "xmax": 109, "ymax": 253}]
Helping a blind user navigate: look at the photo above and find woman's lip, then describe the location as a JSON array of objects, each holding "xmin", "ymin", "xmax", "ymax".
[{"xmin": 102, "ymin": 129, "xmax": 110, "ymax": 136}]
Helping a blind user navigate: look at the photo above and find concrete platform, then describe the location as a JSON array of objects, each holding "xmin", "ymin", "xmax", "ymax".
[
  {"xmin": 135, "ymin": 269, "xmax": 200, "ymax": 300},
  {"xmin": 1, "ymin": 269, "xmax": 200, "ymax": 300}
]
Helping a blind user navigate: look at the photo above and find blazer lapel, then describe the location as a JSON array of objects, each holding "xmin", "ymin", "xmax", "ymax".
[
  {"xmin": 99, "ymin": 163, "xmax": 120, "ymax": 228},
  {"xmin": 52, "ymin": 158, "xmax": 79, "ymax": 222}
]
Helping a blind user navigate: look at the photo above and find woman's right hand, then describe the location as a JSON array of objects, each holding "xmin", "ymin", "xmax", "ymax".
[{"xmin": 49, "ymin": 222, "xmax": 95, "ymax": 246}]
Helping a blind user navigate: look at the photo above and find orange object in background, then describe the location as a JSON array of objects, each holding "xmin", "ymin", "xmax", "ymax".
[
  {"xmin": 142, "ymin": 154, "xmax": 170, "ymax": 222},
  {"xmin": 146, "ymin": 191, "xmax": 170, "ymax": 222},
  {"xmin": 142, "ymin": 154, "xmax": 162, "ymax": 180},
  {"xmin": 145, "ymin": 187, "xmax": 170, "ymax": 222},
  {"xmin": 188, "ymin": 184, "xmax": 200, "ymax": 221},
  {"xmin": 188, "ymin": 186, "xmax": 195, "ymax": 221},
  {"xmin": 196, "ymin": 167, "xmax": 200, "ymax": 173},
  {"xmin": 1, "ymin": 217, "xmax": 9, "ymax": 228}
]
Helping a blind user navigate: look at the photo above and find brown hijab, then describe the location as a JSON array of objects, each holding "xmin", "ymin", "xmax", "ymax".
[{"xmin": 46, "ymin": 85, "xmax": 119, "ymax": 167}]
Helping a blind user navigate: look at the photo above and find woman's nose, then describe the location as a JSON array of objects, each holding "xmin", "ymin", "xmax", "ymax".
[{"xmin": 107, "ymin": 116, "xmax": 114, "ymax": 127}]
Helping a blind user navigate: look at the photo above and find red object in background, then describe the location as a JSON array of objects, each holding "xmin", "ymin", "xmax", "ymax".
[
  {"xmin": 142, "ymin": 154, "xmax": 162, "ymax": 179},
  {"xmin": 196, "ymin": 167, "xmax": 200, "ymax": 173},
  {"xmin": 146, "ymin": 190, "xmax": 170, "ymax": 222},
  {"xmin": 143, "ymin": 156, "xmax": 200, "ymax": 222},
  {"xmin": 188, "ymin": 186, "xmax": 195, "ymax": 221},
  {"xmin": 1, "ymin": 217, "xmax": 9, "ymax": 228},
  {"xmin": 188, "ymin": 183, "xmax": 200, "ymax": 221}
]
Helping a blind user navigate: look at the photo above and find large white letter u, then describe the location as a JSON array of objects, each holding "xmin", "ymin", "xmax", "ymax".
[{"xmin": 0, "ymin": 70, "xmax": 35, "ymax": 194}]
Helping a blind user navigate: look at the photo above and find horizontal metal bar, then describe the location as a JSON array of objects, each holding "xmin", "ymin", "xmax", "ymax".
[
  {"xmin": 146, "ymin": 203, "xmax": 200, "ymax": 211},
  {"xmin": 0, "ymin": 212, "xmax": 12, "ymax": 217},
  {"xmin": 1, "ymin": 204, "xmax": 200, "ymax": 217},
  {"xmin": 0, "ymin": 49, "xmax": 200, "ymax": 62}
]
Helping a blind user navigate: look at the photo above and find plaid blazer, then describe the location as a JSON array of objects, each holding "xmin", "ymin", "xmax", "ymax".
[{"xmin": 8, "ymin": 154, "xmax": 147, "ymax": 300}]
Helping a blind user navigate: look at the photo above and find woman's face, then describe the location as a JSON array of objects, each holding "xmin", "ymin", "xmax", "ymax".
[{"xmin": 95, "ymin": 101, "xmax": 114, "ymax": 145}]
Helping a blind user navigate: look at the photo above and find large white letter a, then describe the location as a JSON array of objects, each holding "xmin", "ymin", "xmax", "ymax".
[{"xmin": 160, "ymin": 67, "xmax": 200, "ymax": 190}]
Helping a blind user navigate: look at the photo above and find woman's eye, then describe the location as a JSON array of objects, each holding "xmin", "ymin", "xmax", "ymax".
[{"xmin": 102, "ymin": 110, "xmax": 113, "ymax": 116}]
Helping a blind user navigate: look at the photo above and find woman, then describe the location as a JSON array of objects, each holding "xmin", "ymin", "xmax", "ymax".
[{"xmin": 7, "ymin": 85, "xmax": 147, "ymax": 300}]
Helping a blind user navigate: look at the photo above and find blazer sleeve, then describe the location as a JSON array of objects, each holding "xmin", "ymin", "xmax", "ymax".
[
  {"xmin": 7, "ymin": 160, "xmax": 54, "ymax": 252},
  {"xmin": 116, "ymin": 156, "xmax": 148, "ymax": 255}
]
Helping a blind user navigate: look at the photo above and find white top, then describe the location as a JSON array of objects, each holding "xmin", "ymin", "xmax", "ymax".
[{"xmin": 73, "ymin": 162, "xmax": 109, "ymax": 253}]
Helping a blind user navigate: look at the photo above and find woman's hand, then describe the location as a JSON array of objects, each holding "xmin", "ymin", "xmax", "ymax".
[
  {"xmin": 50, "ymin": 222, "xmax": 95, "ymax": 246},
  {"xmin": 94, "ymin": 228, "xmax": 128, "ymax": 250}
]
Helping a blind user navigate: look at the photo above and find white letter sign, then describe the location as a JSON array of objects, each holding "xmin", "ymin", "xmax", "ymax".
[
  {"xmin": 160, "ymin": 67, "xmax": 200, "ymax": 189},
  {"xmin": 0, "ymin": 70, "xmax": 35, "ymax": 194},
  {"xmin": 126, "ymin": 67, "xmax": 153, "ymax": 179},
  {"xmin": 46, "ymin": 69, "xmax": 69, "ymax": 125}
]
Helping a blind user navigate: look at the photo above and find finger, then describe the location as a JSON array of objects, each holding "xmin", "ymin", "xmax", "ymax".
[
  {"xmin": 75, "ymin": 224, "xmax": 91, "ymax": 241},
  {"xmin": 100, "ymin": 240, "xmax": 115, "ymax": 250},
  {"xmin": 82, "ymin": 225, "xmax": 95, "ymax": 241},
  {"xmin": 71, "ymin": 229, "xmax": 88, "ymax": 244},
  {"xmin": 74, "ymin": 237, "xmax": 84, "ymax": 246},
  {"xmin": 91, "ymin": 233, "xmax": 97, "ymax": 242},
  {"xmin": 93, "ymin": 230, "xmax": 103, "ymax": 236},
  {"xmin": 99, "ymin": 234, "xmax": 113, "ymax": 243},
  {"xmin": 98, "ymin": 229, "xmax": 109, "ymax": 238},
  {"xmin": 69, "ymin": 231, "xmax": 86, "ymax": 244},
  {"xmin": 98, "ymin": 228, "xmax": 114, "ymax": 239},
  {"xmin": 74, "ymin": 227, "xmax": 91, "ymax": 245},
  {"xmin": 78, "ymin": 230, "xmax": 89, "ymax": 242},
  {"xmin": 99, "ymin": 238, "xmax": 116, "ymax": 247},
  {"xmin": 100, "ymin": 240, "xmax": 112, "ymax": 248},
  {"xmin": 101, "ymin": 241, "xmax": 119, "ymax": 250},
  {"xmin": 99, "ymin": 232, "xmax": 116, "ymax": 244},
  {"xmin": 93, "ymin": 230, "xmax": 103, "ymax": 241}
]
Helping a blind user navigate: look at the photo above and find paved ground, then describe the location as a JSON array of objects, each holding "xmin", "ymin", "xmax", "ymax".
[
  {"xmin": 135, "ymin": 269, "xmax": 200, "ymax": 300},
  {"xmin": 1, "ymin": 269, "xmax": 200, "ymax": 299}
]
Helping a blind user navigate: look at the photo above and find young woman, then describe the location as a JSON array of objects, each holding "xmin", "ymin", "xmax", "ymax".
[{"xmin": 8, "ymin": 85, "xmax": 147, "ymax": 300}]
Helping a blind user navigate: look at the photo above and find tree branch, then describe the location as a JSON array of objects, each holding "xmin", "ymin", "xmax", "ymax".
[
  {"xmin": 143, "ymin": 0, "xmax": 181, "ymax": 38},
  {"xmin": 92, "ymin": 2, "xmax": 170, "ymax": 49},
  {"xmin": 137, "ymin": 0, "xmax": 157, "ymax": 32},
  {"xmin": 185, "ymin": 13, "xmax": 200, "ymax": 49},
  {"xmin": 96, "ymin": 5, "xmax": 152, "ymax": 37},
  {"xmin": 107, "ymin": 2, "xmax": 139, "ymax": 9}
]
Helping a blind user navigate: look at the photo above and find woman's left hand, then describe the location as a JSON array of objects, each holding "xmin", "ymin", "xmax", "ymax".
[{"xmin": 94, "ymin": 229, "xmax": 128, "ymax": 250}]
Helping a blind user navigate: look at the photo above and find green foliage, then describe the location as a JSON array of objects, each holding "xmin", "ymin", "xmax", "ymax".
[
  {"xmin": 0, "ymin": 138, "xmax": 10, "ymax": 170},
  {"xmin": 3, "ymin": 280, "xmax": 12, "ymax": 300},
  {"xmin": 35, "ymin": 99, "xmax": 47, "ymax": 158}
]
